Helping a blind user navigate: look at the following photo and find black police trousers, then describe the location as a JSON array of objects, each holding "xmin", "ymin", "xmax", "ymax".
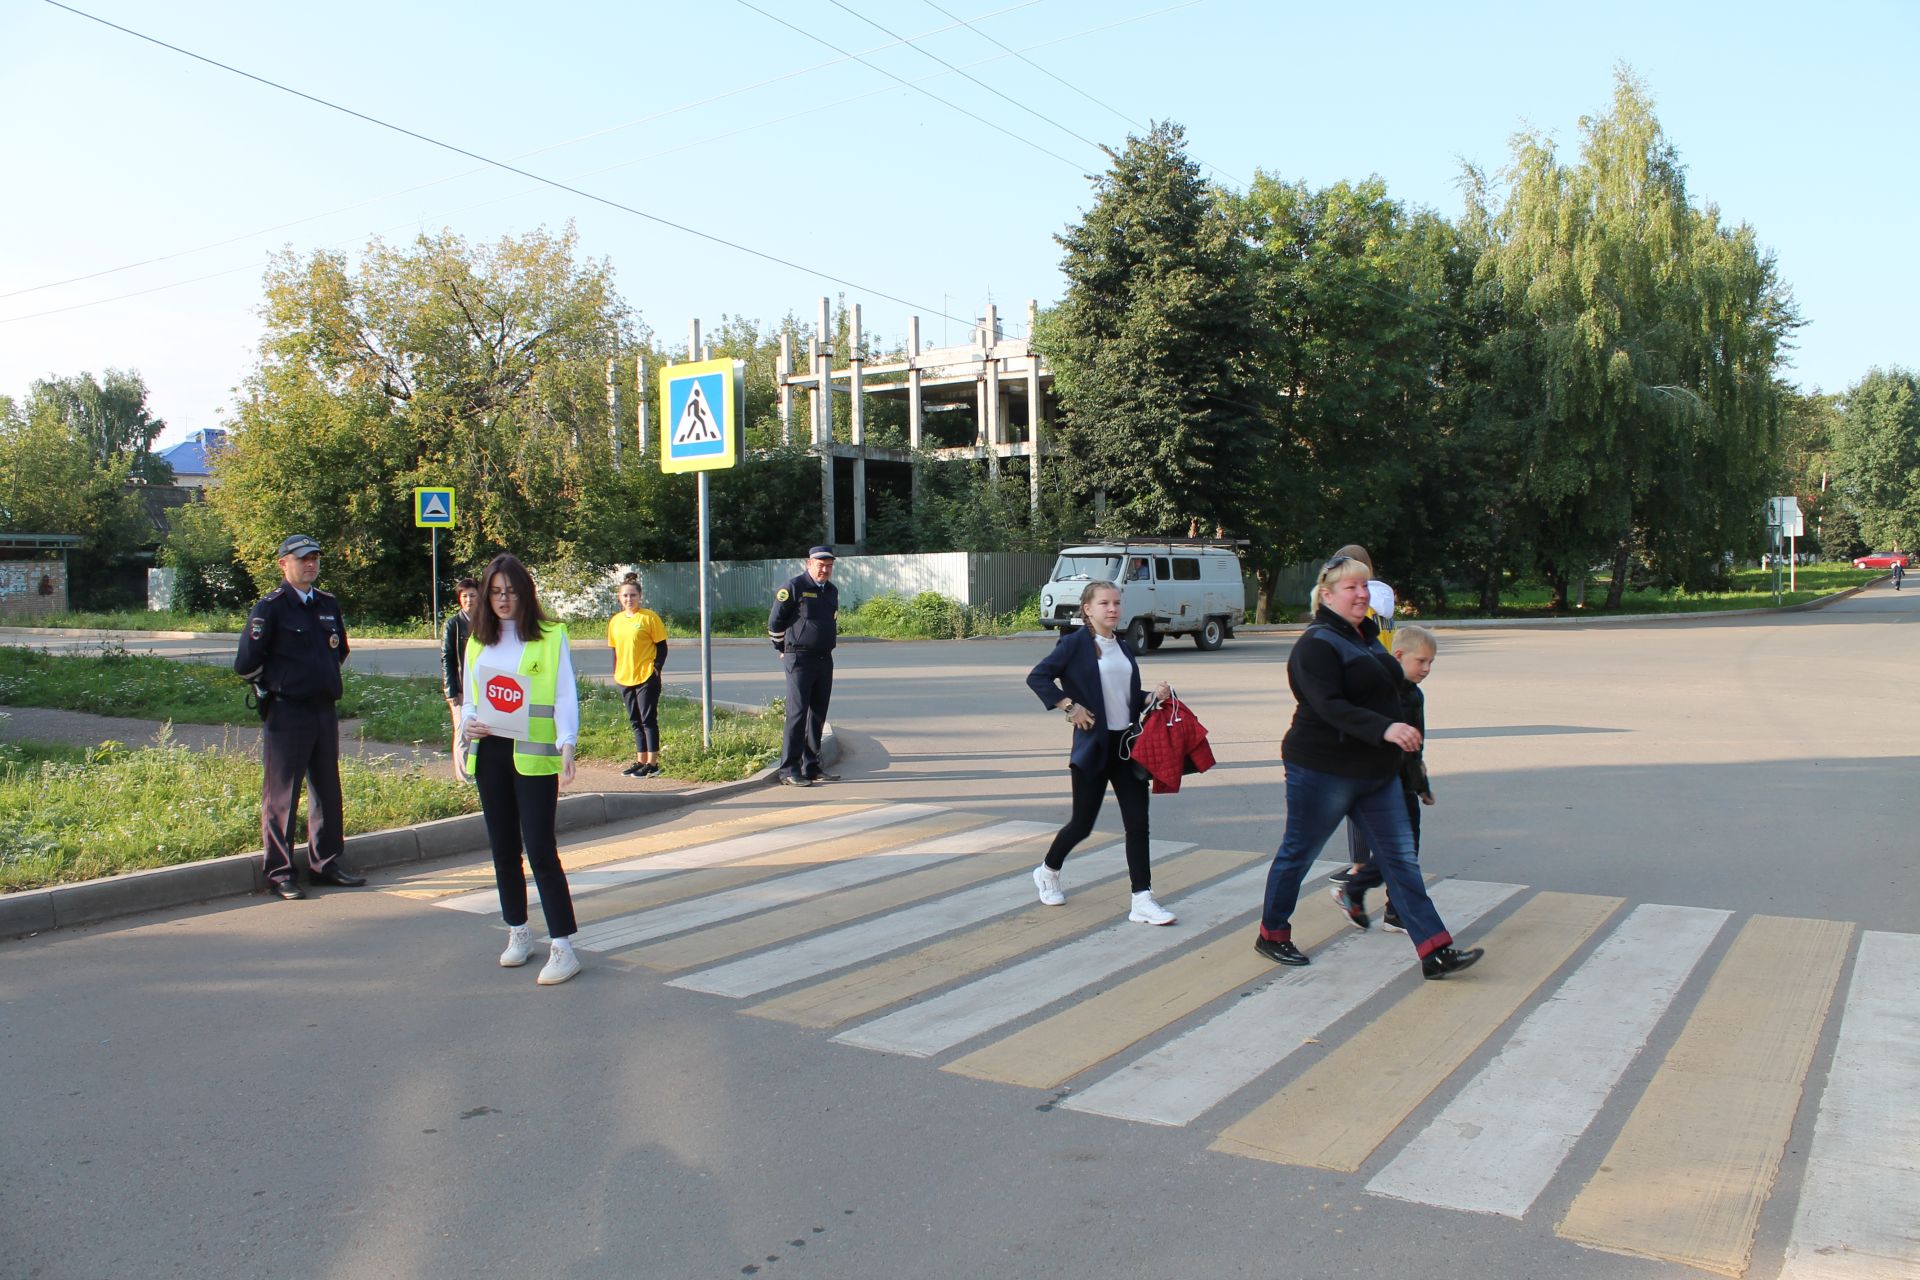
[
  {"xmin": 260, "ymin": 698, "xmax": 344, "ymax": 884},
  {"xmin": 778, "ymin": 650, "xmax": 833, "ymax": 780}
]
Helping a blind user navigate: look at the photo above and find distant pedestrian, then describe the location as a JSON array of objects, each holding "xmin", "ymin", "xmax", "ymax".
[
  {"xmin": 609, "ymin": 572, "xmax": 669, "ymax": 778},
  {"xmin": 1253, "ymin": 554, "xmax": 1483, "ymax": 979},
  {"xmin": 1026, "ymin": 580, "xmax": 1177, "ymax": 925},
  {"xmin": 441, "ymin": 576, "xmax": 481, "ymax": 771},
  {"xmin": 1895, "ymin": 560, "xmax": 1905, "ymax": 590},
  {"xmin": 1329, "ymin": 624, "xmax": 1439, "ymax": 933},
  {"xmin": 233, "ymin": 534, "xmax": 366, "ymax": 901},
  {"xmin": 459, "ymin": 553, "xmax": 582, "ymax": 986},
  {"xmin": 767, "ymin": 545, "xmax": 840, "ymax": 787}
]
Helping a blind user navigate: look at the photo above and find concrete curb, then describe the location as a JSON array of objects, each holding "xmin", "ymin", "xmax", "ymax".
[{"xmin": 0, "ymin": 723, "xmax": 834, "ymax": 941}]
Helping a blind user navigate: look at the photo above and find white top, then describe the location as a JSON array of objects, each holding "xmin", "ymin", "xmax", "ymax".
[
  {"xmin": 1093, "ymin": 632, "xmax": 1133, "ymax": 730},
  {"xmin": 1367, "ymin": 579, "xmax": 1396, "ymax": 624},
  {"xmin": 460, "ymin": 620, "xmax": 579, "ymax": 747}
]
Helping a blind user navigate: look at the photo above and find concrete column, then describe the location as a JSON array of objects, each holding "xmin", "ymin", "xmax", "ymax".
[
  {"xmin": 1026, "ymin": 300, "xmax": 1043, "ymax": 516},
  {"xmin": 850, "ymin": 303, "xmax": 866, "ymax": 550},
  {"xmin": 606, "ymin": 356, "xmax": 621, "ymax": 470},
  {"xmin": 907, "ymin": 315, "xmax": 924, "ymax": 450},
  {"xmin": 807, "ymin": 337, "xmax": 822, "ymax": 447},
  {"xmin": 636, "ymin": 352, "xmax": 650, "ymax": 453},
  {"xmin": 815, "ymin": 298, "xmax": 835, "ymax": 545},
  {"xmin": 777, "ymin": 332, "xmax": 793, "ymax": 446}
]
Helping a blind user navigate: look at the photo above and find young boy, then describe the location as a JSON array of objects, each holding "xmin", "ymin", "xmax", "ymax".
[{"xmin": 1328, "ymin": 624, "xmax": 1437, "ymax": 932}]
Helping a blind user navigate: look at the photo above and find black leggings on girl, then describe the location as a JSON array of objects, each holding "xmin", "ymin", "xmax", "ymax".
[
  {"xmin": 1043, "ymin": 729, "xmax": 1152, "ymax": 892},
  {"xmin": 621, "ymin": 674, "xmax": 662, "ymax": 753}
]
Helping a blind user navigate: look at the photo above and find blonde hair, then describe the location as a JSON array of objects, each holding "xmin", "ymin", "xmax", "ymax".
[
  {"xmin": 1308, "ymin": 554, "xmax": 1372, "ymax": 613},
  {"xmin": 1392, "ymin": 624, "xmax": 1437, "ymax": 655}
]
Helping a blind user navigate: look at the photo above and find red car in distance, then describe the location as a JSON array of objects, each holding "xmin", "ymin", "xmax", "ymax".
[{"xmin": 1853, "ymin": 552, "xmax": 1910, "ymax": 569}]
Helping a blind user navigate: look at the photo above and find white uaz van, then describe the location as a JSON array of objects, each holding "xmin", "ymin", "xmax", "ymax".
[{"xmin": 1038, "ymin": 542, "xmax": 1247, "ymax": 651}]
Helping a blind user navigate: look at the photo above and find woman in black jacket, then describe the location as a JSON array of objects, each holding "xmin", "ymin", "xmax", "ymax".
[
  {"xmin": 440, "ymin": 577, "xmax": 480, "ymax": 768},
  {"xmin": 1026, "ymin": 580, "xmax": 1175, "ymax": 925},
  {"xmin": 1253, "ymin": 556, "xmax": 1484, "ymax": 979}
]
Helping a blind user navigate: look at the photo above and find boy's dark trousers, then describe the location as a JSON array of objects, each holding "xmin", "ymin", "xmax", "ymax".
[{"xmin": 1344, "ymin": 780, "xmax": 1421, "ymax": 892}]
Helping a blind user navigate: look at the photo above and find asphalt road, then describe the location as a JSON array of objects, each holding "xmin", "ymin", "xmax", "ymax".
[{"xmin": 2, "ymin": 583, "xmax": 1915, "ymax": 1278}]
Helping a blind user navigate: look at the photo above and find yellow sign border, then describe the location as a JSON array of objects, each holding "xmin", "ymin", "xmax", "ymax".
[
  {"xmin": 413, "ymin": 486, "xmax": 456, "ymax": 528},
  {"xmin": 658, "ymin": 358, "xmax": 742, "ymax": 474}
]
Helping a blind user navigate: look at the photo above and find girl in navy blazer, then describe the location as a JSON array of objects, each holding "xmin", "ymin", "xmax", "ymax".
[{"xmin": 1026, "ymin": 581, "xmax": 1176, "ymax": 924}]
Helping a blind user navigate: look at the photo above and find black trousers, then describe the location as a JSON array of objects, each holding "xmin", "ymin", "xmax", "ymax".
[
  {"xmin": 621, "ymin": 674, "xmax": 663, "ymax": 753},
  {"xmin": 1344, "ymin": 786, "xmax": 1422, "ymax": 891},
  {"xmin": 1044, "ymin": 730, "xmax": 1153, "ymax": 893},
  {"xmin": 779, "ymin": 651, "xmax": 833, "ymax": 779},
  {"xmin": 474, "ymin": 736, "xmax": 577, "ymax": 938},
  {"xmin": 260, "ymin": 699, "xmax": 343, "ymax": 884}
]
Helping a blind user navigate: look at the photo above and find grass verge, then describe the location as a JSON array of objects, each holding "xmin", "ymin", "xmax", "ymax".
[
  {"xmin": 0, "ymin": 733, "xmax": 477, "ymax": 892},
  {"xmin": 1408, "ymin": 566, "xmax": 1877, "ymax": 619}
]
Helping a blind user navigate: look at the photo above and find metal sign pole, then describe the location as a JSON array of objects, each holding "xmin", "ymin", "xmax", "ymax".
[
  {"xmin": 430, "ymin": 527, "xmax": 439, "ymax": 634},
  {"xmin": 698, "ymin": 470, "xmax": 714, "ymax": 749}
]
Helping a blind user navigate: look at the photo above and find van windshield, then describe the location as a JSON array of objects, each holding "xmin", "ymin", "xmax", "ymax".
[{"xmin": 1051, "ymin": 554, "xmax": 1121, "ymax": 583}]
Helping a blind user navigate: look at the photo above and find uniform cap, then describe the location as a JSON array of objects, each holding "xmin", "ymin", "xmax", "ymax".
[
  {"xmin": 807, "ymin": 545, "xmax": 836, "ymax": 561},
  {"xmin": 276, "ymin": 534, "xmax": 322, "ymax": 558}
]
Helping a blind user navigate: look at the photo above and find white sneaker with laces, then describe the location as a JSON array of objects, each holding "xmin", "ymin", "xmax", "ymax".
[
  {"xmin": 499, "ymin": 924, "xmax": 536, "ymax": 968},
  {"xmin": 537, "ymin": 941, "xmax": 582, "ymax": 985},
  {"xmin": 1128, "ymin": 890, "xmax": 1176, "ymax": 926},
  {"xmin": 1032, "ymin": 864, "xmax": 1065, "ymax": 906}
]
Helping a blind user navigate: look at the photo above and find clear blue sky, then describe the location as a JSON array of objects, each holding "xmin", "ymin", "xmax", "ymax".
[{"xmin": 2, "ymin": 0, "xmax": 1913, "ymax": 447}]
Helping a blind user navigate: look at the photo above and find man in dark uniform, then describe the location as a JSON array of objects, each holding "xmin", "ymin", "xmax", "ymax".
[
  {"xmin": 233, "ymin": 534, "xmax": 366, "ymax": 900},
  {"xmin": 767, "ymin": 545, "xmax": 840, "ymax": 787}
]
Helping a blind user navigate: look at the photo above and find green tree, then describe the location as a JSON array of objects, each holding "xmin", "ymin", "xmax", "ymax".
[
  {"xmin": 160, "ymin": 501, "xmax": 256, "ymax": 611},
  {"xmin": 0, "ymin": 386, "xmax": 155, "ymax": 605},
  {"xmin": 1035, "ymin": 122, "xmax": 1274, "ymax": 539},
  {"xmin": 1832, "ymin": 368, "xmax": 1920, "ymax": 553},
  {"xmin": 21, "ymin": 370, "xmax": 171, "ymax": 482}
]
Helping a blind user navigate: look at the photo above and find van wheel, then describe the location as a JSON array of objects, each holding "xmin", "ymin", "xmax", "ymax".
[
  {"xmin": 1195, "ymin": 617, "xmax": 1226, "ymax": 651},
  {"xmin": 1124, "ymin": 618, "xmax": 1151, "ymax": 652},
  {"xmin": 1145, "ymin": 631, "xmax": 1166, "ymax": 651}
]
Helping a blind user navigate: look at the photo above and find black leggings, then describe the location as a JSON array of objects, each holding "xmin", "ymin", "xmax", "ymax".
[
  {"xmin": 1044, "ymin": 730, "xmax": 1153, "ymax": 893},
  {"xmin": 474, "ymin": 736, "xmax": 577, "ymax": 938},
  {"xmin": 621, "ymin": 674, "xmax": 662, "ymax": 753}
]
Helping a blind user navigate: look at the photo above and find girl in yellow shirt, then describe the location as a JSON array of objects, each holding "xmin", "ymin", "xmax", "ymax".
[{"xmin": 607, "ymin": 573, "xmax": 669, "ymax": 777}]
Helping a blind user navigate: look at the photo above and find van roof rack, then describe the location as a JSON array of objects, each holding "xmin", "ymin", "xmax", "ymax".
[{"xmin": 1061, "ymin": 536, "xmax": 1249, "ymax": 550}]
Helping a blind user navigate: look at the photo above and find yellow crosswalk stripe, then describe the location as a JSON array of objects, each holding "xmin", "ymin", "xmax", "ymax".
[
  {"xmin": 745, "ymin": 848, "xmax": 1252, "ymax": 1029},
  {"xmin": 1556, "ymin": 914, "xmax": 1853, "ymax": 1276},
  {"xmin": 1211, "ymin": 890, "xmax": 1622, "ymax": 1171},
  {"xmin": 382, "ymin": 802, "xmax": 874, "ymax": 899},
  {"xmin": 944, "ymin": 881, "xmax": 1375, "ymax": 1088},
  {"xmin": 619, "ymin": 830, "xmax": 1056, "ymax": 972},
  {"xmin": 570, "ymin": 812, "xmax": 985, "ymax": 928}
]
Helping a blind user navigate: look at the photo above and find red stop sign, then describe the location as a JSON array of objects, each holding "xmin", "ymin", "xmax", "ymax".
[{"xmin": 485, "ymin": 673, "xmax": 526, "ymax": 714}]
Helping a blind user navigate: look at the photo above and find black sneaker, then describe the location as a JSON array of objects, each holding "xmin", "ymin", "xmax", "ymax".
[
  {"xmin": 1329, "ymin": 883, "xmax": 1370, "ymax": 930},
  {"xmin": 1421, "ymin": 946, "xmax": 1485, "ymax": 980},
  {"xmin": 1382, "ymin": 904, "xmax": 1405, "ymax": 933},
  {"xmin": 1326, "ymin": 868, "xmax": 1354, "ymax": 887},
  {"xmin": 620, "ymin": 762, "xmax": 644, "ymax": 777},
  {"xmin": 1254, "ymin": 936, "xmax": 1310, "ymax": 967},
  {"xmin": 637, "ymin": 763, "xmax": 661, "ymax": 778}
]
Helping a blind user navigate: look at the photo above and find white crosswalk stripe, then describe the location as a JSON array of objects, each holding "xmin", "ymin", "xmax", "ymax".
[
  {"xmin": 1780, "ymin": 930, "xmax": 1920, "ymax": 1279},
  {"xmin": 434, "ymin": 804, "xmax": 943, "ymax": 914},
  {"xmin": 669, "ymin": 839, "xmax": 1179, "ymax": 998},
  {"xmin": 575, "ymin": 819, "xmax": 1050, "ymax": 953},
  {"xmin": 1366, "ymin": 902, "xmax": 1729, "ymax": 1216},
  {"xmin": 832, "ymin": 860, "xmax": 1337, "ymax": 1059},
  {"xmin": 1061, "ymin": 878, "xmax": 1521, "ymax": 1127}
]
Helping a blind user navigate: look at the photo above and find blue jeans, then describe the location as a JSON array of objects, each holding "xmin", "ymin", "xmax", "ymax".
[{"xmin": 1261, "ymin": 763, "xmax": 1452, "ymax": 958}]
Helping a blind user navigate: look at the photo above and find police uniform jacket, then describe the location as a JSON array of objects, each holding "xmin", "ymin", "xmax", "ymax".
[
  {"xmin": 234, "ymin": 583, "xmax": 349, "ymax": 703},
  {"xmin": 767, "ymin": 573, "xmax": 838, "ymax": 654}
]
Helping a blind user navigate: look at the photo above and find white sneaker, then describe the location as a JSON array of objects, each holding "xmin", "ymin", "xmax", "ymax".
[
  {"xmin": 537, "ymin": 941, "xmax": 581, "ymax": 985},
  {"xmin": 1128, "ymin": 890, "xmax": 1176, "ymax": 926},
  {"xmin": 1032, "ymin": 864, "xmax": 1065, "ymax": 906},
  {"xmin": 499, "ymin": 924, "xmax": 536, "ymax": 968}
]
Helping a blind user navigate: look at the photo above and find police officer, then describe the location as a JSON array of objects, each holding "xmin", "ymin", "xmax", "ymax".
[
  {"xmin": 768, "ymin": 545, "xmax": 840, "ymax": 787},
  {"xmin": 233, "ymin": 534, "xmax": 365, "ymax": 900}
]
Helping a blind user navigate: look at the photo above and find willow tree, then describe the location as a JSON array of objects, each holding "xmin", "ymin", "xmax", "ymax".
[
  {"xmin": 1833, "ymin": 368, "xmax": 1920, "ymax": 554},
  {"xmin": 1476, "ymin": 70, "xmax": 1793, "ymax": 606},
  {"xmin": 1035, "ymin": 122, "xmax": 1273, "ymax": 539}
]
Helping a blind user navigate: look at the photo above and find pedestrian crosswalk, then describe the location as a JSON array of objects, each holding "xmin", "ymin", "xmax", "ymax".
[{"xmin": 392, "ymin": 800, "xmax": 1915, "ymax": 1279}]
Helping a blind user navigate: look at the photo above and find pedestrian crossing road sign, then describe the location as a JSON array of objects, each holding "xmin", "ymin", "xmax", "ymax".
[
  {"xmin": 659, "ymin": 358, "xmax": 743, "ymax": 474},
  {"xmin": 413, "ymin": 487, "xmax": 455, "ymax": 527}
]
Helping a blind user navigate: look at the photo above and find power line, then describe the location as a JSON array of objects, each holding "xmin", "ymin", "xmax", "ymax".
[
  {"xmin": 731, "ymin": 0, "xmax": 1092, "ymax": 172},
  {"xmin": 5, "ymin": 0, "xmax": 1051, "ymax": 302},
  {"xmin": 38, "ymin": 0, "xmax": 957, "ymax": 319},
  {"xmin": 823, "ymin": 0, "xmax": 1107, "ymax": 155}
]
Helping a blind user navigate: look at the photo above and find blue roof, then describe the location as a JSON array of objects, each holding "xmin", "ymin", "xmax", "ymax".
[{"xmin": 155, "ymin": 428, "xmax": 227, "ymax": 476}]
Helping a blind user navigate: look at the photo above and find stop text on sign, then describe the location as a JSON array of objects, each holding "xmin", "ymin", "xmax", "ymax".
[{"xmin": 485, "ymin": 674, "xmax": 526, "ymax": 714}]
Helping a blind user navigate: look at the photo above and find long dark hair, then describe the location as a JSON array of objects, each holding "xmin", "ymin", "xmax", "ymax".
[{"xmin": 473, "ymin": 553, "xmax": 549, "ymax": 646}]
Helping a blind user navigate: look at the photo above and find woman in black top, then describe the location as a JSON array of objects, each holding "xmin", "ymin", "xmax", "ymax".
[
  {"xmin": 441, "ymin": 577, "xmax": 480, "ymax": 769},
  {"xmin": 1253, "ymin": 555, "xmax": 1483, "ymax": 979}
]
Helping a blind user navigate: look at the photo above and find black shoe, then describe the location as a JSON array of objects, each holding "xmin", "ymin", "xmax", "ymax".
[
  {"xmin": 637, "ymin": 763, "xmax": 661, "ymax": 778},
  {"xmin": 310, "ymin": 867, "xmax": 367, "ymax": 888},
  {"xmin": 1422, "ymin": 946, "xmax": 1485, "ymax": 979},
  {"xmin": 269, "ymin": 879, "xmax": 306, "ymax": 901},
  {"xmin": 779, "ymin": 775, "xmax": 814, "ymax": 787},
  {"xmin": 621, "ymin": 762, "xmax": 644, "ymax": 777},
  {"xmin": 1329, "ymin": 883, "xmax": 1370, "ymax": 930},
  {"xmin": 1382, "ymin": 905, "xmax": 1405, "ymax": 933},
  {"xmin": 808, "ymin": 771, "xmax": 842, "ymax": 783},
  {"xmin": 1254, "ymin": 936, "xmax": 1310, "ymax": 967}
]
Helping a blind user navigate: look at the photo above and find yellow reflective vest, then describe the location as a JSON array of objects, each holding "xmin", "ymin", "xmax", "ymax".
[{"xmin": 464, "ymin": 626, "xmax": 567, "ymax": 776}]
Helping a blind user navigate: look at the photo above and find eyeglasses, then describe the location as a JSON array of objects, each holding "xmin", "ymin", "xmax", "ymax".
[{"xmin": 489, "ymin": 587, "xmax": 518, "ymax": 600}]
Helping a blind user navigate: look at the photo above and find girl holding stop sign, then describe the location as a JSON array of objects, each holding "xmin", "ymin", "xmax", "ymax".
[{"xmin": 458, "ymin": 553, "xmax": 584, "ymax": 986}]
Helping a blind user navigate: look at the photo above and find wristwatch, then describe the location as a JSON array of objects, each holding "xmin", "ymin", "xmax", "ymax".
[{"xmin": 1061, "ymin": 701, "xmax": 1076, "ymax": 718}]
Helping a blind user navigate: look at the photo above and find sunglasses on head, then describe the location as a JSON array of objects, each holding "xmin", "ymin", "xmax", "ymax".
[{"xmin": 1321, "ymin": 555, "xmax": 1357, "ymax": 575}]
